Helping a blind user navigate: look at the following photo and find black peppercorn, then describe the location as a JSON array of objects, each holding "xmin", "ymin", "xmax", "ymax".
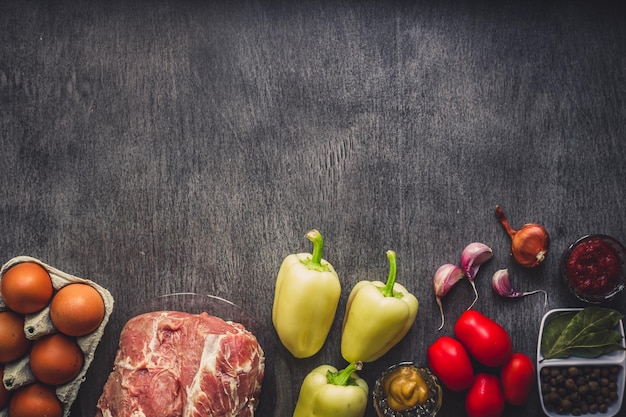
[
  {"xmin": 548, "ymin": 391, "xmax": 561, "ymax": 405},
  {"xmin": 561, "ymin": 398, "xmax": 572, "ymax": 411},
  {"xmin": 567, "ymin": 367, "xmax": 579, "ymax": 377},
  {"xmin": 540, "ymin": 365, "xmax": 621, "ymax": 416}
]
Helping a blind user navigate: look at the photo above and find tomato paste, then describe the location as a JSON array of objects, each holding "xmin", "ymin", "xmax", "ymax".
[{"xmin": 566, "ymin": 238, "xmax": 623, "ymax": 297}]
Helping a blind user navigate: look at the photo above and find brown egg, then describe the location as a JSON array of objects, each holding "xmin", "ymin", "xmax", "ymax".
[
  {"xmin": 0, "ymin": 311, "xmax": 31, "ymax": 363},
  {"xmin": 1, "ymin": 262, "xmax": 53, "ymax": 314},
  {"xmin": 29, "ymin": 333, "xmax": 84, "ymax": 385},
  {"xmin": 8, "ymin": 382, "xmax": 62, "ymax": 417},
  {"xmin": 50, "ymin": 283, "xmax": 105, "ymax": 336}
]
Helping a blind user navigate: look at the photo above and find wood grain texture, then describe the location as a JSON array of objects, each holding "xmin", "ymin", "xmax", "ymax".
[{"xmin": 1, "ymin": 1, "xmax": 626, "ymax": 416}]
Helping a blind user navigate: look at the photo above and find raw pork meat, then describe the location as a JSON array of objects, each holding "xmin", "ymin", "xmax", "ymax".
[{"xmin": 96, "ymin": 311, "xmax": 265, "ymax": 417}]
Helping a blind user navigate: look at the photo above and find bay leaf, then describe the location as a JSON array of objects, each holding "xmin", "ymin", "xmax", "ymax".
[
  {"xmin": 540, "ymin": 311, "xmax": 576, "ymax": 358},
  {"xmin": 541, "ymin": 307, "xmax": 625, "ymax": 360},
  {"xmin": 562, "ymin": 307, "xmax": 624, "ymax": 344},
  {"xmin": 544, "ymin": 329, "xmax": 624, "ymax": 359},
  {"xmin": 565, "ymin": 343, "xmax": 625, "ymax": 359}
]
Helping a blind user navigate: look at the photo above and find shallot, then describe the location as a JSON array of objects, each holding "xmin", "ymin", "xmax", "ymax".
[
  {"xmin": 460, "ymin": 242, "xmax": 493, "ymax": 310},
  {"xmin": 495, "ymin": 205, "xmax": 550, "ymax": 268},
  {"xmin": 492, "ymin": 269, "xmax": 547, "ymax": 306},
  {"xmin": 433, "ymin": 263, "xmax": 464, "ymax": 331}
]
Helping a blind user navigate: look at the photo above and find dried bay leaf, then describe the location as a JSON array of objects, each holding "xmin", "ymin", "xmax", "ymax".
[
  {"xmin": 540, "ymin": 311, "xmax": 576, "ymax": 359},
  {"xmin": 545, "ymin": 329, "xmax": 624, "ymax": 359},
  {"xmin": 541, "ymin": 307, "xmax": 626, "ymax": 360},
  {"xmin": 564, "ymin": 343, "xmax": 625, "ymax": 359},
  {"xmin": 563, "ymin": 307, "xmax": 624, "ymax": 342}
]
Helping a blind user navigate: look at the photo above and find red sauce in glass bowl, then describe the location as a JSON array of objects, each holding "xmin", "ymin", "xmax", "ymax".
[{"xmin": 563, "ymin": 235, "xmax": 626, "ymax": 303}]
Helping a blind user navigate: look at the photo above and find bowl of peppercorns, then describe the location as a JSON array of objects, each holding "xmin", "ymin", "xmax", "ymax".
[
  {"xmin": 537, "ymin": 308, "xmax": 625, "ymax": 417},
  {"xmin": 538, "ymin": 365, "xmax": 622, "ymax": 415}
]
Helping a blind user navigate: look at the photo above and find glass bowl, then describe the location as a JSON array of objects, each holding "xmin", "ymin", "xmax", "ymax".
[
  {"xmin": 561, "ymin": 234, "xmax": 626, "ymax": 304},
  {"xmin": 79, "ymin": 293, "xmax": 293, "ymax": 417},
  {"xmin": 372, "ymin": 362, "xmax": 442, "ymax": 417}
]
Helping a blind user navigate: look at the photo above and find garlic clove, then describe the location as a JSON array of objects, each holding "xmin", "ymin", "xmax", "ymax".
[
  {"xmin": 434, "ymin": 264, "xmax": 465, "ymax": 298},
  {"xmin": 461, "ymin": 242, "xmax": 494, "ymax": 280},
  {"xmin": 491, "ymin": 268, "xmax": 515, "ymax": 296},
  {"xmin": 460, "ymin": 242, "xmax": 493, "ymax": 310},
  {"xmin": 433, "ymin": 264, "xmax": 464, "ymax": 331},
  {"xmin": 492, "ymin": 268, "xmax": 547, "ymax": 306}
]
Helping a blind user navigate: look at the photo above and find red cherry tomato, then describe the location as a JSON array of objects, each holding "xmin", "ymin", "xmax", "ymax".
[
  {"xmin": 426, "ymin": 336, "xmax": 474, "ymax": 392},
  {"xmin": 454, "ymin": 310, "xmax": 512, "ymax": 367},
  {"xmin": 465, "ymin": 374, "xmax": 505, "ymax": 417},
  {"xmin": 501, "ymin": 352, "xmax": 535, "ymax": 406}
]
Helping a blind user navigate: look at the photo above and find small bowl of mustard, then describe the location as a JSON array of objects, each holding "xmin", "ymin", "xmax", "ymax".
[{"xmin": 372, "ymin": 362, "xmax": 442, "ymax": 417}]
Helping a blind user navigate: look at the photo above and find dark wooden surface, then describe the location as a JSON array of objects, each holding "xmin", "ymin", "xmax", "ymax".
[{"xmin": 2, "ymin": 1, "xmax": 626, "ymax": 416}]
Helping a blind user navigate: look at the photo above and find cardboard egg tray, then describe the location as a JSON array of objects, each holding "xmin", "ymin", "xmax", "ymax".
[{"xmin": 0, "ymin": 256, "xmax": 114, "ymax": 417}]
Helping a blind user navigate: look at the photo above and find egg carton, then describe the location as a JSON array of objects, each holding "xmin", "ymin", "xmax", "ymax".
[{"xmin": 0, "ymin": 256, "xmax": 114, "ymax": 417}]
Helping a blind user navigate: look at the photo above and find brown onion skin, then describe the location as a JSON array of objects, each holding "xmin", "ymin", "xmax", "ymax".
[
  {"xmin": 511, "ymin": 224, "xmax": 549, "ymax": 267},
  {"xmin": 496, "ymin": 205, "xmax": 550, "ymax": 268}
]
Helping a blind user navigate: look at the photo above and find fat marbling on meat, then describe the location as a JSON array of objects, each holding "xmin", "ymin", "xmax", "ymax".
[{"xmin": 96, "ymin": 311, "xmax": 265, "ymax": 417}]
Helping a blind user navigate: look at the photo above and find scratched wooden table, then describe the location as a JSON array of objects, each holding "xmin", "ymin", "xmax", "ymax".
[{"xmin": 2, "ymin": 1, "xmax": 626, "ymax": 416}]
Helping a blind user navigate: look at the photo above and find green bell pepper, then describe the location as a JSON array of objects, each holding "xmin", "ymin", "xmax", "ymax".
[
  {"xmin": 341, "ymin": 250, "xmax": 419, "ymax": 363},
  {"xmin": 272, "ymin": 229, "xmax": 341, "ymax": 358},
  {"xmin": 293, "ymin": 362, "xmax": 368, "ymax": 417}
]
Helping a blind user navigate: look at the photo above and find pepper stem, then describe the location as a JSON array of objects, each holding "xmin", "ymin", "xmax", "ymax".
[
  {"xmin": 327, "ymin": 362, "xmax": 363, "ymax": 386},
  {"xmin": 300, "ymin": 229, "xmax": 329, "ymax": 272},
  {"xmin": 380, "ymin": 250, "xmax": 399, "ymax": 297},
  {"xmin": 495, "ymin": 205, "xmax": 518, "ymax": 238}
]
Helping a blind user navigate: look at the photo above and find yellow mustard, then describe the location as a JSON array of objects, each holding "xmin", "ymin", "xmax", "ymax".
[{"xmin": 382, "ymin": 366, "xmax": 429, "ymax": 411}]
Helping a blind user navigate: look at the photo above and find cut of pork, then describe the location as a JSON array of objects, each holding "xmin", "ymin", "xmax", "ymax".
[{"xmin": 96, "ymin": 311, "xmax": 265, "ymax": 417}]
